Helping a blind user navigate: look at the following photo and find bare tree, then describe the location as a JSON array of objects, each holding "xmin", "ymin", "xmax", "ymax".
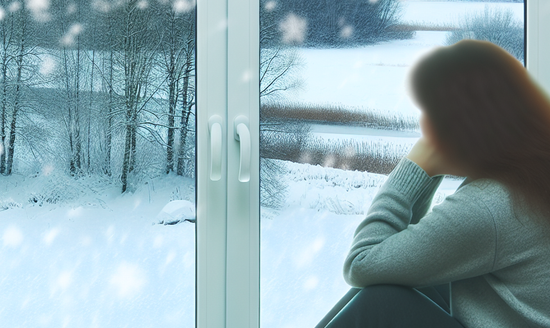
[
  {"xmin": 119, "ymin": 0, "xmax": 158, "ymax": 192},
  {"xmin": 175, "ymin": 15, "xmax": 195, "ymax": 177},
  {"xmin": 0, "ymin": 0, "xmax": 16, "ymax": 174},
  {"xmin": 6, "ymin": 0, "xmax": 32, "ymax": 175}
]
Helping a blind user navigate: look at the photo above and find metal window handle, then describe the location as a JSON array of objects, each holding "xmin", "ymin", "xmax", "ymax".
[
  {"xmin": 234, "ymin": 115, "xmax": 250, "ymax": 183},
  {"xmin": 209, "ymin": 115, "xmax": 223, "ymax": 181}
]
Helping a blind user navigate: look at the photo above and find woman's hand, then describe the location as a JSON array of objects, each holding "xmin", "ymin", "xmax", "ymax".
[{"xmin": 406, "ymin": 137, "xmax": 457, "ymax": 177}]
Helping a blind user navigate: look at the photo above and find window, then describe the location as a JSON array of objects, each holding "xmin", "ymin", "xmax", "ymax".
[{"xmin": 2, "ymin": 0, "xmax": 548, "ymax": 327}]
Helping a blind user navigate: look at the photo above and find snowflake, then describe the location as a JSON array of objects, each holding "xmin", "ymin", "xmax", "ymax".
[
  {"xmin": 137, "ymin": 0, "xmax": 148, "ymax": 9},
  {"xmin": 40, "ymin": 56, "xmax": 56, "ymax": 76},
  {"xmin": 279, "ymin": 13, "xmax": 307, "ymax": 45},
  {"xmin": 3, "ymin": 225, "xmax": 23, "ymax": 248},
  {"xmin": 109, "ymin": 262, "xmax": 146, "ymax": 299},
  {"xmin": 173, "ymin": 0, "xmax": 195, "ymax": 14},
  {"xmin": 60, "ymin": 23, "xmax": 84, "ymax": 46},
  {"xmin": 340, "ymin": 25, "xmax": 354, "ymax": 39},
  {"xmin": 0, "ymin": 7, "xmax": 5, "ymax": 21},
  {"xmin": 66, "ymin": 2, "xmax": 76, "ymax": 14},
  {"xmin": 8, "ymin": 1, "xmax": 21, "ymax": 13},
  {"xmin": 27, "ymin": 0, "xmax": 51, "ymax": 22},
  {"xmin": 264, "ymin": 1, "xmax": 276, "ymax": 12}
]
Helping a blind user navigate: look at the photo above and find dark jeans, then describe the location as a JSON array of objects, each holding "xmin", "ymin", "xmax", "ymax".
[{"xmin": 324, "ymin": 285, "xmax": 465, "ymax": 328}]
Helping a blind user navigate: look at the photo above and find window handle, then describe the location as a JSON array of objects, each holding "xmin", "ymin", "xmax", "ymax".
[
  {"xmin": 208, "ymin": 115, "xmax": 223, "ymax": 181},
  {"xmin": 234, "ymin": 115, "xmax": 250, "ymax": 183}
]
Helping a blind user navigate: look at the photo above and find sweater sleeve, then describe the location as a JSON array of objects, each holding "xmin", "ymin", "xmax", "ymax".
[{"xmin": 343, "ymin": 157, "xmax": 497, "ymax": 288}]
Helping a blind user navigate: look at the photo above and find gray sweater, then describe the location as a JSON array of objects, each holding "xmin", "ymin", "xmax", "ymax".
[{"xmin": 344, "ymin": 157, "xmax": 550, "ymax": 328}]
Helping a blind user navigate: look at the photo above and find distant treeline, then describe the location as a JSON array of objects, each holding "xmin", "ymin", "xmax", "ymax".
[
  {"xmin": 261, "ymin": 0, "xmax": 413, "ymax": 47},
  {"xmin": 6, "ymin": 0, "xmax": 184, "ymax": 51}
]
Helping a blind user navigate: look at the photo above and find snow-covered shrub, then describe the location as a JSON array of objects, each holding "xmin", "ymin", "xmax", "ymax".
[
  {"xmin": 260, "ymin": 113, "xmax": 310, "ymax": 208},
  {"xmin": 27, "ymin": 174, "xmax": 84, "ymax": 206},
  {"xmin": 0, "ymin": 199, "xmax": 22, "ymax": 211},
  {"xmin": 446, "ymin": 6, "xmax": 524, "ymax": 62}
]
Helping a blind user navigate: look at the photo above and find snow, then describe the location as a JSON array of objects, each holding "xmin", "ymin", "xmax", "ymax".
[
  {"xmin": 156, "ymin": 200, "xmax": 196, "ymax": 225},
  {"xmin": 0, "ymin": 159, "xmax": 462, "ymax": 327},
  {"xmin": 285, "ymin": 31, "xmax": 449, "ymax": 116},
  {"xmin": 279, "ymin": 13, "xmax": 308, "ymax": 45},
  {"xmin": 260, "ymin": 161, "xmax": 464, "ymax": 327},
  {"xmin": 0, "ymin": 173, "xmax": 195, "ymax": 327},
  {"xmin": 282, "ymin": 1, "xmax": 524, "ymax": 116},
  {"xmin": 310, "ymin": 124, "xmax": 421, "ymax": 144}
]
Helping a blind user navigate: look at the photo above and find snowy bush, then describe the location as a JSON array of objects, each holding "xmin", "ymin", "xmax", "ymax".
[
  {"xmin": 0, "ymin": 199, "xmax": 22, "ymax": 211},
  {"xmin": 446, "ymin": 6, "xmax": 524, "ymax": 62},
  {"xmin": 27, "ymin": 174, "xmax": 84, "ymax": 206}
]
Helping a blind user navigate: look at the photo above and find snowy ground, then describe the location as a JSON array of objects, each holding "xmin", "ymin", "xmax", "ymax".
[
  {"xmin": 284, "ymin": 1, "xmax": 524, "ymax": 115},
  {"xmin": 0, "ymin": 173, "xmax": 196, "ymax": 327},
  {"xmin": 260, "ymin": 161, "xmax": 464, "ymax": 328},
  {"xmin": 0, "ymin": 159, "xmax": 463, "ymax": 328}
]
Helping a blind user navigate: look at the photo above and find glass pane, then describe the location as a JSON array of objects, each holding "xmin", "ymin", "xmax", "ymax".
[
  {"xmin": 259, "ymin": 0, "xmax": 524, "ymax": 326},
  {"xmin": 0, "ymin": 1, "xmax": 196, "ymax": 326}
]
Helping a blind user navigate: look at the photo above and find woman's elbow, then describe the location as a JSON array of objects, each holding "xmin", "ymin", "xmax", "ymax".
[{"xmin": 344, "ymin": 257, "xmax": 370, "ymax": 288}]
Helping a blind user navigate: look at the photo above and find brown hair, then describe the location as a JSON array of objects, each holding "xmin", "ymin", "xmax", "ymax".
[{"xmin": 410, "ymin": 39, "xmax": 550, "ymax": 219}]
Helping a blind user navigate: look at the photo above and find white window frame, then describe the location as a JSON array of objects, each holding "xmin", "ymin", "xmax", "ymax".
[{"xmin": 196, "ymin": 0, "xmax": 260, "ymax": 327}]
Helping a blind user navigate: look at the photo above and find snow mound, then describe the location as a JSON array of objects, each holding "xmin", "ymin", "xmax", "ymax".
[{"xmin": 156, "ymin": 200, "xmax": 196, "ymax": 225}]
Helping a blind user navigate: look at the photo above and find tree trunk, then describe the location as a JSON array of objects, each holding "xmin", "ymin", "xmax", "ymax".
[
  {"xmin": 87, "ymin": 49, "xmax": 95, "ymax": 172},
  {"xmin": 121, "ymin": 110, "xmax": 132, "ymax": 193},
  {"xmin": 176, "ymin": 65, "xmax": 191, "ymax": 176},
  {"xmin": 165, "ymin": 13, "xmax": 177, "ymax": 174},
  {"xmin": 166, "ymin": 73, "xmax": 176, "ymax": 173},
  {"xmin": 6, "ymin": 11, "xmax": 25, "ymax": 175},
  {"xmin": 0, "ymin": 46, "xmax": 8, "ymax": 175}
]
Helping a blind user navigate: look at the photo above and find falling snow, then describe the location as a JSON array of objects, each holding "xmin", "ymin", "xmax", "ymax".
[
  {"xmin": 279, "ymin": 13, "xmax": 307, "ymax": 45},
  {"xmin": 173, "ymin": 0, "xmax": 195, "ymax": 14},
  {"xmin": 264, "ymin": 0, "xmax": 276, "ymax": 12},
  {"xmin": 3, "ymin": 225, "xmax": 23, "ymax": 247},
  {"xmin": 27, "ymin": 0, "xmax": 51, "ymax": 22},
  {"xmin": 40, "ymin": 55, "xmax": 56, "ymax": 76},
  {"xmin": 8, "ymin": 1, "xmax": 21, "ymax": 12},
  {"xmin": 61, "ymin": 23, "xmax": 84, "ymax": 46}
]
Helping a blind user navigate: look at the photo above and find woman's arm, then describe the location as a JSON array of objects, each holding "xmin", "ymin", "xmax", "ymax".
[{"xmin": 343, "ymin": 157, "xmax": 497, "ymax": 288}]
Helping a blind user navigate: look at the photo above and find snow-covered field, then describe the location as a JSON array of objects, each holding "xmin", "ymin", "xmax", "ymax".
[
  {"xmin": 260, "ymin": 161, "xmax": 463, "ymax": 328},
  {"xmin": 285, "ymin": 1, "xmax": 524, "ymax": 115},
  {"xmin": 0, "ymin": 173, "xmax": 196, "ymax": 327},
  {"xmin": 284, "ymin": 31, "xmax": 448, "ymax": 116},
  {"xmin": 0, "ymin": 159, "xmax": 463, "ymax": 328}
]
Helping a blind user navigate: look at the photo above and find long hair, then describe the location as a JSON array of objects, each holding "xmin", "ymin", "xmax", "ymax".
[{"xmin": 410, "ymin": 39, "xmax": 550, "ymax": 219}]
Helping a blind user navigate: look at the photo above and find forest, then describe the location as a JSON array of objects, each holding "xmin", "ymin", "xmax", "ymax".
[{"xmin": 0, "ymin": 0, "xmax": 195, "ymax": 192}]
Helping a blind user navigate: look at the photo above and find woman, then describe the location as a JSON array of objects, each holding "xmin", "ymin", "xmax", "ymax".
[{"xmin": 326, "ymin": 40, "xmax": 550, "ymax": 327}]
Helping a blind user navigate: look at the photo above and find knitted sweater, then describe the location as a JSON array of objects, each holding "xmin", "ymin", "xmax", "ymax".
[{"xmin": 344, "ymin": 157, "xmax": 550, "ymax": 328}]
